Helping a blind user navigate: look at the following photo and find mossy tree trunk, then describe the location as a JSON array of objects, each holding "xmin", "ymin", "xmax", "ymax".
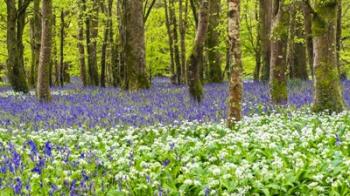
[
  {"xmin": 85, "ymin": 0, "xmax": 100, "ymax": 86},
  {"xmin": 207, "ymin": 0, "xmax": 223, "ymax": 83},
  {"xmin": 228, "ymin": 0, "xmax": 243, "ymax": 126},
  {"xmin": 336, "ymin": 0, "xmax": 346, "ymax": 80},
  {"xmin": 37, "ymin": 0, "xmax": 52, "ymax": 102},
  {"xmin": 5, "ymin": 0, "xmax": 30, "ymax": 93},
  {"xmin": 124, "ymin": 0, "xmax": 150, "ymax": 90},
  {"xmin": 259, "ymin": 0, "xmax": 272, "ymax": 81},
  {"xmin": 269, "ymin": 0, "xmax": 288, "ymax": 104},
  {"xmin": 303, "ymin": 2, "xmax": 314, "ymax": 80},
  {"xmin": 311, "ymin": 0, "xmax": 345, "ymax": 113},
  {"xmin": 187, "ymin": 0, "xmax": 209, "ymax": 102},
  {"xmin": 169, "ymin": 0, "xmax": 182, "ymax": 84},
  {"xmin": 29, "ymin": 0, "xmax": 41, "ymax": 88}
]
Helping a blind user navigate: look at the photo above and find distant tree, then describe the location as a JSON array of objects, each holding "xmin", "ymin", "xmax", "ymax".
[
  {"xmin": 37, "ymin": 0, "xmax": 52, "ymax": 102},
  {"xmin": 187, "ymin": 0, "xmax": 209, "ymax": 102},
  {"xmin": 307, "ymin": 0, "xmax": 345, "ymax": 112},
  {"xmin": 228, "ymin": 0, "xmax": 243, "ymax": 126},
  {"xmin": 207, "ymin": 0, "xmax": 223, "ymax": 83},
  {"xmin": 5, "ymin": 0, "xmax": 31, "ymax": 93},
  {"xmin": 270, "ymin": 0, "xmax": 288, "ymax": 104},
  {"xmin": 287, "ymin": 2, "xmax": 308, "ymax": 80}
]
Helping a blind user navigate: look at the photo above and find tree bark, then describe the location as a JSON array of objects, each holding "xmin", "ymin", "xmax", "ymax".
[
  {"xmin": 100, "ymin": 2, "xmax": 109, "ymax": 88},
  {"xmin": 37, "ymin": 0, "xmax": 52, "ymax": 102},
  {"xmin": 259, "ymin": 0, "xmax": 272, "ymax": 81},
  {"xmin": 170, "ymin": 0, "xmax": 182, "ymax": 84},
  {"xmin": 336, "ymin": 0, "xmax": 346, "ymax": 79},
  {"xmin": 85, "ymin": 0, "xmax": 100, "ymax": 86},
  {"xmin": 303, "ymin": 2, "xmax": 314, "ymax": 79},
  {"xmin": 228, "ymin": 0, "xmax": 243, "ymax": 126},
  {"xmin": 207, "ymin": 0, "xmax": 223, "ymax": 83},
  {"xmin": 29, "ymin": 0, "xmax": 41, "ymax": 88},
  {"xmin": 59, "ymin": 9, "xmax": 65, "ymax": 87},
  {"xmin": 179, "ymin": 0, "xmax": 188, "ymax": 83},
  {"xmin": 312, "ymin": 0, "xmax": 345, "ymax": 113},
  {"xmin": 78, "ymin": 0, "xmax": 87, "ymax": 86},
  {"xmin": 123, "ymin": 0, "xmax": 150, "ymax": 90},
  {"xmin": 270, "ymin": 0, "xmax": 288, "ymax": 104},
  {"xmin": 163, "ymin": 0, "xmax": 176, "ymax": 83},
  {"xmin": 187, "ymin": 0, "xmax": 209, "ymax": 102},
  {"xmin": 5, "ymin": 0, "xmax": 30, "ymax": 93}
]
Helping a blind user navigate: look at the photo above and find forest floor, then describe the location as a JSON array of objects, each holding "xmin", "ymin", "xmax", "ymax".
[{"xmin": 0, "ymin": 78, "xmax": 350, "ymax": 194}]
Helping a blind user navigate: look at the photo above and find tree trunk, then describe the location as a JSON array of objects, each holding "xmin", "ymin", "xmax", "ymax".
[
  {"xmin": 179, "ymin": 0, "xmax": 188, "ymax": 83},
  {"xmin": 259, "ymin": 0, "xmax": 272, "ymax": 81},
  {"xmin": 124, "ymin": 0, "xmax": 150, "ymax": 90},
  {"xmin": 270, "ymin": 0, "xmax": 288, "ymax": 104},
  {"xmin": 86, "ymin": 0, "xmax": 100, "ymax": 86},
  {"xmin": 29, "ymin": 0, "xmax": 41, "ymax": 88},
  {"xmin": 312, "ymin": 0, "xmax": 344, "ymax": 113},
  {"xmin": 52, "ymin": 13, "xmax": 59, "ymax": 86},
  {"xmin": 170, "ymin": 0, "xmax": 182, "ymax": 84},
  {"xmin": 59, "ymin": 9, "xmax": 65, "ymax": 87},
  {"xmin": 78, "ymin": 0, "xmax": 87, "ymax": 86},
  {"xmin": 37, "ymin": 0, "xmax": 52, "ymax": 102},
  {"xmin": 303, "ymin": 2, "xmax": 314, "ymax": 79},
  {"xmin": 254, "ymin": 0, "xmax": 261, "ymax": 81},
  {"xmin": 5, "ymin": 0, "xmax": 30, "ymax": 93},
  {"xmin": 100, "ymin": 2, "xmax": 109, "ymax": 88},
  {"xmin": 163, "ymin": 0, "xmax": 176, "ymax": 83},
  {"xmin": 228, "ymin": 0, "xmax": 243, "ymax": 126},
  {"xmin": 187, "ymin": 0, "xmax": 209, "ymax": 102},
  {"xmin": 336, "ymin": 0, "xmax": 346, "ymax": 80},
  {"xmin": 207, "ymin": 0, "xmax": 223, "ymax": 83}
]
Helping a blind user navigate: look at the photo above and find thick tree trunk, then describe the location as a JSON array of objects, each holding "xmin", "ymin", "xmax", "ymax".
[
  {"xmin": 78, "ymin": 0, "xmax": 87, "ymax": 86},
  {"xmin": 124, "ymin": 0, "xmax": 150, "ymax": 90},
  {"xmin": 270, "ymin": 0, "xmax": 288, "ymax": 104},
  {"xmin": 187, "ymin": 0, "xmax": 209, "ymax": 102},
  {"xmin": 207, "ymin": 0, "xmax": 223, "ymax": 83},
  {"xmin": 228, "ymin": 0, "xmax": 243, "ymax": 126},
  {"xmin": 29, "ymin": 0, "xmax": 41, "ymax": 88},
  {"xmin": 6, "ymin": 0, "xmax": 30, "ymax": 93},
  {"xmin": 303, "ymin": 2, "xmax": 314, "ymax": 79},
  {"xmin": 312, "ymin": 0, "xmax": 344, "ymax": 113},
  {"xmin": 37, "ymin": 0, "xmax": 52, "ymax": 102},
  {"xmin": 259, "ymin": 0, "xmax": 272, "ymax": 81}
]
